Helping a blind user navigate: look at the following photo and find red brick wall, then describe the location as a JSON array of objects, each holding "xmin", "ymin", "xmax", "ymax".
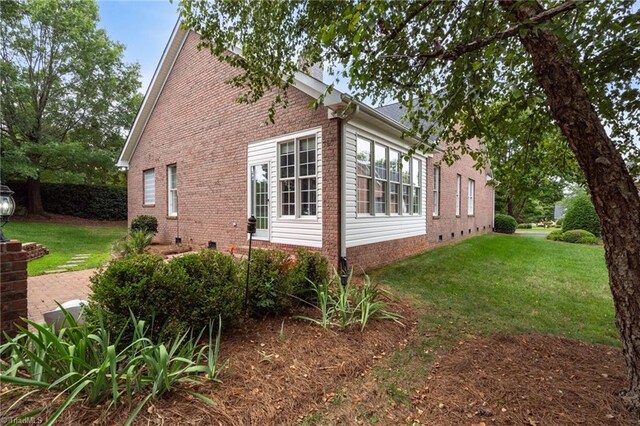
[
  {"xmin": 128, "ymin": 32, "xmax": 341, "ymax": 266},
  {"xmin": 425, "ymin": 138, "xmax": 495, "ymax": 245},
  {"xmin": 1, "ymin": 240, "xmax": 28, "ymax": 341}
]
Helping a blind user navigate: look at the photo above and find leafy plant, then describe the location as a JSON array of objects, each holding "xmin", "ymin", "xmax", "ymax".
[
  {"xmin": 0, "ymin": 307, "xmax": 224, "ymax": 425},
  {"xmin": 562, "ymin": 194, "xmax": 601, "ymax": 237},
  {"xmin": 494, "ymin": 214, "xmax": 517, "ymax": 234},
  {"xmin": 289, "ymin": 249, "xmax": 330, "ymax": 301},
  {"xmin": 561, "ymin": 229, "xmax": 599, "ymax": 244},
  {"xmin": 546, "ymin": 230, "xmax": 564, "ymax": 241},
  {"xmin": 517, "ymin": 223, "xmax": 533, "ymax": 229},
  {"xmin": 116, "ymin": 230, "xmax": 153, "ymax": 257},
  {"xmin": 296, "ymin": 270, "xmax": 402, "ymax": 331},
  {"xmin": 130, "ymin": 215, "xmax": 159, "ymax": 235},
  {"xmin": 245, "ymin": 249, "xmax": 296, "ymax": 316}
]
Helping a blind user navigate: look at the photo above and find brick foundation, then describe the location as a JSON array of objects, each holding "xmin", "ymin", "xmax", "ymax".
[{"xmin": 1, "ymin": 240, "xmax": 28, "ymax": 341}]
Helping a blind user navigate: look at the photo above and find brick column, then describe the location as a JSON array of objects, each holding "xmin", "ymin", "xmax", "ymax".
[{"xmin": 1, "ymin": 240, "xmax": 28, "ymax": 341}]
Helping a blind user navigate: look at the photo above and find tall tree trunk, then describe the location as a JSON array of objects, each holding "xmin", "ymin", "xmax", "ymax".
[
  {"xmin": 26, "ymin": 177, "xmax": 45, "ymax": 215},
  {"xmin": 501, "ymin": 0, "xmax": 640, "ymax": 414},
  {"xmin": 507, "ymin": 200, "xmax": 514, "ymax": 217}
]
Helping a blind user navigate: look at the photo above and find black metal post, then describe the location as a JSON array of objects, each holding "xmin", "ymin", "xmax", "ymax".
[{"xmin": 245, "ymin": 216, "xmax": 257, "ymax": 315}]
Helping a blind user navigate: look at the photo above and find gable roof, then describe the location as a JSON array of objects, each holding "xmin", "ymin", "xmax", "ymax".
[{"xmin": 118, "ymin": 21, "xmax": 425, "ymax": 168}]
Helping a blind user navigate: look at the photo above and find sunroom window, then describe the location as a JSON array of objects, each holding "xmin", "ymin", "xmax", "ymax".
[{"xmin": 279, "ymin": 136, "xmax": 317, "ymax": 217}]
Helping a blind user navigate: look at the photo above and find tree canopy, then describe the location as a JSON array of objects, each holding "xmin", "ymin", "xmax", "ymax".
[{"xmin": 0, "ymin": 0, "xmax": 142, "ymax": 211}]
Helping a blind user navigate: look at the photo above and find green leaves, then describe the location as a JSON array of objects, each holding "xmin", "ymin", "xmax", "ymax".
[{"xmin": 1, "ymin": 0, "xmax": 141, "ymax": 185}]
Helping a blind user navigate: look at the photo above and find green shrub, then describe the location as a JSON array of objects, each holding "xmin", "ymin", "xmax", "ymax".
[
  {"xmin": 169, "ymin": 250, "xmax": 244, "ymax": 329},
  {"xmin": 245, "ymin": 249, "xmax": 296, "ymax": 316},
  {"xmin": 576, "ymin": 235, "xmax": 601, "ymax": 245},
  {"xmin": 289, "ymin": 248, "xmax": 330, "ymax": 301},
  {"xmin": 546, "ymin": 230, "xmax": 564, "ymax": 241},
  {"xmin": 87, "ymin": 254, "xmax": 178, "ymax": 337},
  {"xmin": 89, "ymin": 251, "xmax": 244, "ymax": 339},
  {"xmin": 9, "ymin": 181, "xmax": 126, "ymax": 220},
  {"xmin": 116, "ymin": 230, "xmax": 153, "ymax": 257},
  {"xmin": 556, "ymin": 216, "xmax": 564, "ymax": 226},
  {"xmin": 131, "ymin": 215, "xmax": 159, "ymax": 235},
  {"xmin": 517, "ymin": 223, "xmax": 533, "ymax": 229},
  {"xmin": 561, "ymin": 229, "xmax": 597, "ymax": 244},
  {"xmin": 562, "ymin": 195, "xmax": 601, "ymax": 236},
  {"xmin": 494, "ymin": 214, "xmax": 517, "ymax": 234}
]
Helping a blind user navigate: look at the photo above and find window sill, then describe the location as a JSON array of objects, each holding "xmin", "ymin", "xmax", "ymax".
[
  {"xmin": 467, "ymin": 214, "xmax": 475, "ymax": 218},
  {"xmin": 167, "ymin": 215, "xmax": 178, "ymax": 220},
  {"xmin": 143, "ymin": 204, "xmax": 155, "ymax": 208},
  {"xmin": 432, "ymin": 215, "xmax": 440, "ymax": 220},
  {"xmin": 456, "ymin": 215, "xmax": 461, "ymax": 218}
]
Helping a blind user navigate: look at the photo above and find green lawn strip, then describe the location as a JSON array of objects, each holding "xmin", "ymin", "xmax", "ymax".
[
  {"xmin": 516, "ymin": 226, "xmax": 555, "ymax": 234},
  {"xmin": 367, "ymin": 234, "xmax": 617, "ymax": 395},
  {"xmin": 4, "ymin": 221, "xmax": 127, "ymax": 276}
]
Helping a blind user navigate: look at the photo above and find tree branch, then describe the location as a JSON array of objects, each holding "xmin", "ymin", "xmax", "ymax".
[{"xmin": 382, "ymin": 0, "xmax": 582, "ymax": 62}]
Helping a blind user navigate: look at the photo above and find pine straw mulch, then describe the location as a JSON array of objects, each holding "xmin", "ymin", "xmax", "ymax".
[
  {"xmin": 0, "ymin": 295, "xmax": 417, "ymax": 425},
  {"xmin": 320, "ymin": 333, "xmax": 637, "ymax": 425}
]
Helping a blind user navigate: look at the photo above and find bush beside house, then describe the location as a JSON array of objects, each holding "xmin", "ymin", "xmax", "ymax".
[{"xmin": 494, "ymin": 214, "xmax": 517, "ymax": 234}]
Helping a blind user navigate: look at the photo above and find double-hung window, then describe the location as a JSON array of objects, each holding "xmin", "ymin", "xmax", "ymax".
[
  {"xmin": 279, "ymin": 136, "xmax": 317, "ymax": 217},
  {"xmin": 374, "ymin": 144, "xmax": 388, "ymax": 214},
  {"xmin": 455, "ymin": 174, "xmax": 462, "ymax": 216},
  {"xmin": 167, "ymin": 164, "xmax": 177, "ymax": 216},
  {"xmin": 401, "ymin": 156, "xmax": 411, "ymax": 214},
  {"xmin": 357, "ymin": 135, "xmax": 422, "ymax": 216},
  {"xmin": 143, "ymin": 169, "xmax": 155, "ymax": 206},
  {"xmin": 356, "ymin": 138, "xmax": 372, "ymax": 214},
  {"xmin": 412, "ymin": 158, "xmax": 421, "ymax": 214},
  {"xmin": 468, "ymin": 178, "xmax": 475, "ymax": 215},
  {"xmin": 432, "ymin": 166, "xmax": 440, "ymax": 217},
  {"xmin": 389, "ymin": 150, "xmax": 401, "ymax": 214}
]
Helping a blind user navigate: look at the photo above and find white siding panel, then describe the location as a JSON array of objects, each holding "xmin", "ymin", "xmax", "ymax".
[
  {"xmin": 345, "ymin": 122, "xmax": 427, "ymax": 248},
  {"xmin": 247, "ymin": 128, "xmax": 323, "ymax": 248}
]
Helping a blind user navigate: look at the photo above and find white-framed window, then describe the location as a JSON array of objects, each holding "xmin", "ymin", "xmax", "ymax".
[
  {"xmin": 167, "ymin": 164, "xmax": 177, "ymax": 216},
  {"xmin": 356, "ymin": 135, "xmax": 422, "ymax": 216},
  {"xmin": 455, "ymin": 174, "xmax": 461, "ymax": 216},
  {"xmin": 468, "ymin": 178, "xmax": 475, "ymax": 215},
  {"xmin": 356, "ymin": 137, "xmax": 372, "ymax": 214},
  {"xmin": 412, "ymin": 158, "xmax": 421, "ymax": 214},
  {"xmin": 432, "ymin": 166, "xmax": 440, "ymax": 217},
  {"xmin": 389, "ymin": 149, "xmax": 401, "ymax": 214},
  {"xmin": 278, "ymin": 136, "xmax": 317, "ymax": 217},
  {"xmin": 143, "ymin": 168, "xmax": 155, "ymax": 206},
  {"xmin": 374, "ymin": 143, "xmax": 388, "ymax": 214}
]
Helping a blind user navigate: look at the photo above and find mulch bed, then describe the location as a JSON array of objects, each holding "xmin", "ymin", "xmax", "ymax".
[
  {"xmin": 146, "ymin": 243, "xmax": 194, "ymax": 256},
  {"xmin": 415, "ymin": 334, "xmax": 635, "ymax": 425},
  {"xmin": 1, "ymin": 295, "xmax": 417, "ymax": 425}
]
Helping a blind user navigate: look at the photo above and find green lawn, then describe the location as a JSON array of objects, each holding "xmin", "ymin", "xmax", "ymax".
[
  {"xmin": 372, "ymin": 234, "xmax": 617, "ymax": 347},
  {"xmin": 515, "ymin": 226, "xmax": 555, "ymax": 234},
  {"xmin": 4, "ymin": 221, "xmax": 127, "ymax": 276}
]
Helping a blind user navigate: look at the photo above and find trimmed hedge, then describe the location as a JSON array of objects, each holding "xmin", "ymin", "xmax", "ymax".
[
  {"xmin": 9, "ymin": 181, "xmax": 126, "ymax": 220},
  {"xmin": 562, "ymin": 195, "xmax": 601, "ymax": 237},
  {"xmin": 561, "ymin": 229, "xmax": 598, "ymax": 244},
  {"xmin": 494, "ymin": 214, "xmax": 517, "ymax": 234},
  {"xmin": 130, "ymin": 215, "xmax": 158, "ymax": 235},
  {"xmin": 546, "ymin": 230, "xmax": 564, "ymax": 241},
  {"xmin": 88, "ymin": 248, "xmax": 330, "ymax": 339},
  {"xmin": 517, "ymin": 223, "xmax": 533, "ymax": 229}
]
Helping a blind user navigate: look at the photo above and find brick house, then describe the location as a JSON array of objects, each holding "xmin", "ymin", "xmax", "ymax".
[{"xmin": 117, "ymin": 24, "xmax": 495, "ymax": 272}]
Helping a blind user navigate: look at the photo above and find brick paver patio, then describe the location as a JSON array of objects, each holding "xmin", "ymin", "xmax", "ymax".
[{"xmin": 28, "ymin": 269, "xmax": 95, "ymax": 324}]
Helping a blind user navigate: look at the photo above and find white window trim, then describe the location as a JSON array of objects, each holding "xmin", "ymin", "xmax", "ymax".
[
  {"xmin": 455, "ymin": 174, "xmax": 462, "ymax": 217},
  {"xmin": 356, "ymin": 134, "xmax": 423, "ymax": 217},
  {"xmin": 247, "ymin": 162, "xmax": 271, "ymax": 241},
  {"xmin": 468, "ymin": 178, "xmax": 475, "ymax": 216},
  {"xmin": 143, "ymin": 168, "xmax": 155, "ymax": 206},
  {"xmin": 433, "ymin": 166, "xmax": 440, "ymax": 217},
  {"xmin": 167, "ymin": 164, "xmax": 177, "ymax": 217},
  {"xmin": 277, "ymin": 135, "xmax": 318, "ymax": 219}
]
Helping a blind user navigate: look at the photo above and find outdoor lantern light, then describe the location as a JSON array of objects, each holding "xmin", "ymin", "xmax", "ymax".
[
  {"xmin": 245, "ymin": 216, "xmax": 257, "ymax": 313},
  {"xmin": 0, "ymin": 184, "xmax": 16, "ymax": 243}
]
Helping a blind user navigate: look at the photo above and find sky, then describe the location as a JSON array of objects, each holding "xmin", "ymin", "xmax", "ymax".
[{"xmin": 98, "ymin": 1, "xmax": 180, "ymax": 92}]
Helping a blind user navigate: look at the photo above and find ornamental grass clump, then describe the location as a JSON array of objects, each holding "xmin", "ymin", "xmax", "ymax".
[
  {"xmin": 0, "ymin": 307, "xmax": 225, "ymax": 426},
  {"xmin": 296, "ymin": 270, "xmax": 402, "ymax": 331}
]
